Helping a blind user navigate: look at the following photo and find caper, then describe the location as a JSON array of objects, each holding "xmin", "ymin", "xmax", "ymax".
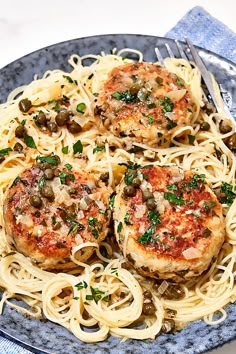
[
  {"xmin": 163, "ymin": 284, "xmax": 185, "ymax": 300},
  {"xmin": 146, "ymin": 198, "xmax": 156, "ymax": 210},
  {"xmin": 129, "ymin": 83, "xmax": 141, "ymax": 95},
  {"xmin": 226, "ymin": 133, "xmax": 236, "ymax": 150},
  {"xmin": 59, "ymin": 209, "xmax": 68, "ymax": 221},
  {"xmin": 19, "ymin": 98, "xmax": 32, "ymax": 112},
  {"xmin": 143, "ymin": 290, "xmax": 152, "ymax": 299},
  {"xmin": 219, "ymin": 121, "xmax": 232, "ymax": 134},
  {"xmin": 15, "ymin": 125, "xmax": 26, "ymax": 138},
  {"xmin": 200, "ymin": 121, "xmax": 210, "ymax": 131},
  {"xmin": 142, "ymin": 302, "xmax": 156, "ymax": 316},
  {"xmin": 36, "ymin": 113, "xmax": 47, "ymax": 126},
  {"xmin": 55, "ymin": 111, "xmax": 70, "ymax": 126},
  {"xmin": 44, "ymin": 168, "xmax": 54, "ymax": 180},
  {"xmin": 37, "ymin": 161, "xmax": 51, "ymax": 170},
  {"xmin": 123, "ymin": 185, "xmax": 136, "ymax": 197},
  {"xmin": 41, "ymin": 185, "xmax": 54, "ymax": 199},
  {"xmin": 47, "ymin": 122, "xmax": 58, "ymax": 133},
  {"xmin": 13, "ymin": 142, "xmax": 23, "ymax": 152},
  {"xmin": 67, "ymin": 120, "xmax": 82, "ymax": 134},
  {"xmin": 100, "ymin": 172, "xmax": 109, "ymax": 182},
  {"xmin": 161, "ymin": 319, "xmax": 175, "ymax": 333},
  {"xmin": 214, "ymin": 187, "xmax": 226, "ymax": 203},
  {"xmin": 132, "ymin": 177, "xmax": 141, "ymax": 188},
  {"xmin": 142, "ymin": 190, "xmax": 154, "ymax": 201},
  {"xmin": 53, "ymin": 222, "xmax": 62, "ymax": 230},
  {"xmin": 30, "ymin": 195, "xmax": 42, "ymax": 208}
]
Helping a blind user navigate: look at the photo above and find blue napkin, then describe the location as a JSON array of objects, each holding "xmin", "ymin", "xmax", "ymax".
[
  {"xmin": 166, "ymin": 6, "xmax": 236, "ymax": 63},
  {"xmin": 1, "ymin": 6, "xmax": 236, "ymax": 354}
]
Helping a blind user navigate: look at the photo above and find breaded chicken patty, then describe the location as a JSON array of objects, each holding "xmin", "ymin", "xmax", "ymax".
[
  {"xmin": 3, "ymin": 155, "xmax": 111, "ymax": 269},
  {"xmin": 114, "ymin": 164, "xmax": 225, "ymax": 282},
  {"xmin": 95, "ymin": 62, "xmax": 196, "ymax": 146}
]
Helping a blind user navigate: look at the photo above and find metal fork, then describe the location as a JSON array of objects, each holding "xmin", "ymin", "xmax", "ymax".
[{"xmin": 155, "ymin": 38, "xmax": 235, "ymax": 123}]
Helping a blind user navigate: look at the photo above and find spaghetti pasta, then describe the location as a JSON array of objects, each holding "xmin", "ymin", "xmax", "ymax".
[{"xmin": 0, "ymin": 48, "xmax": 235, "ymax": 344}]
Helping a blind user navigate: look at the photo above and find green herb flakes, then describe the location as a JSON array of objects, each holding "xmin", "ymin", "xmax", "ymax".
[
  {"xmin": 117, "ymin": 221, "xmax": 123, "ymax": 233},
  {"xmin": 0, "ymin": 147, "xmax": 12, "ymax": 157},
  {"xmin": 164, "ymin": 192, "xmax": 186, "ymax": 205},
  {"xmin": 73, "ymin": 140, "xmax": 83, "ymax": 154},
  {"xmin": 24, "ymin": 135, "xmax": 37, "ymax": 149},
  {"xmin": 62, "ymin": 146, "xmax": 69, "ymax": 154},
  {"xmin": 93, "ymin": 145, "xmax": 105, "ymax": 154},
  {"xmin": 36, "ymin": 155, "xmax": 59, "ymax": 166}
]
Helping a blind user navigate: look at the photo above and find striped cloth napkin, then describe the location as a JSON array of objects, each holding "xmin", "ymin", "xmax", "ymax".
[
  {"xmin": 166, "ymin": 6, "xmax": 236, "ymax": 63},
  {"xmin": 1, "ymin": 5, "xmax": 236, "ymax": 354}
]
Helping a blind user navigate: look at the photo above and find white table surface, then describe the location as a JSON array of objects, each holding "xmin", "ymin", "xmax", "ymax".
[{"xmin": 0, "ymin": 0, "xmax": 236, "ymax": 353}]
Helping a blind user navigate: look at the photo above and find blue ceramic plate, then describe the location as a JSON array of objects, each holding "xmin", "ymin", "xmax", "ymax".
[{"xmin": 0, "ymin": 34, "xmax": 236, "ymax": 354}]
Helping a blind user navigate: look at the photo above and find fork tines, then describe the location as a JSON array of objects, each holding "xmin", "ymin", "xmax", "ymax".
[{"xmin": 155, "ymin": 38, "xmax": 235, "ymax": 121}]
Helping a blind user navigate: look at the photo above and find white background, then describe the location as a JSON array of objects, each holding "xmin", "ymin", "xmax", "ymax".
[{"xmin": 0, "ymin": 0, "xmax": 236, "ymax": 353}]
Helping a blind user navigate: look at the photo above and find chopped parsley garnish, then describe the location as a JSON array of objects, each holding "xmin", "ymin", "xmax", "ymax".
[
  {"xmin": 166, "ymin": 119, "xmax": 177, "ymax": 130},
  {"xmin": 85, "ymin": 287, "xmax": 107, "ymax": 302},
  {"xmin": 75, "ymin": 281, "xmax": 88, "ymax": 290},
  {"xmin": 182, "ymin": 174, "xmax": 206, "ymax": 190},
  {"xmin": 158, "ymin": 96, "xmax": 174, "ymax": 113},
  {"xmin": 73, "ymin": 140, "xmax": 83, "ymax": 154},
  {"xmin": 188, "ymin": 134, "xmax": 195, "ymax": 145},
  {"xmin": 220, "ymin": 182, "xmax": 236, "ymax": 205},
  {"xmin": 137, "ymin": 225, "xmax": 156, "ymax": 244},
  {"xmin": 0, "ymin": 147, "xmax": 12, "ymax": 157},
  {"xmin": 59, "ymin": 172, "xmax": 67, "ymax": 185},
  {"xmin": 124, "ymin": 212, "xmax": 131, "ymax": 225},
  {"xmin": 59, "ymin": 171, "xmax": 75, "ymax": 185},
  {"xmin": 88, "ymin": 216, "xmax": 98, "ymax": 226},
  {"xmin": 92, "ymin": 229, "xmax": 99, "ymax": 239},
  {"xmin": 142, "ymin": 112, "xmax": 155, "ymax": 124},
  {"xmin": 88, "ymin": 73, "xmax": 94, "ymax": 79},
  {"xmin": 76, "ymin": 102, "xmax": 86, "ymax": 114},
  {"xmin": 62, "ymin": 146, "xmax": 69, "ymax": 154},
  {"xmin": 36, "ymin": 155, "xmax": 60, "ymax": 166},
  {"xmin": 67, "ymin": 221, "xmax": 85, "ymax": 235},
  {"xmin": 119, "ymin": 161, "xmax": 140, "ymax": 171},
  {"xmin": 21, "ymin": 119, "xmax": 26, "ymax": 126},
  {"xmin": 167, "ymin": 184, "xmax": 178, "ymax": 191},
  {"xmin": 109, "ymin": 194, "xmax": 115, "ymax": 208},
  {"xmin": 93, "ymin": 145, "xmax": 105, "ymax": 154},
  {"xmin": 24, "ymin": 135, "xmax": 37, "ymax": 148},
  {"xmin": 51, "ymin": 216, "xmax": 57, "ymax": 225},
  {"xmin": 93, "ymin": 93, "xmax": 99, "ymax": 97},
  {"xmin": 175, "ymin": 75, "xmax": 184, "ymax": 86},
  {"xmin": 65, "ymin": 163, "xmax": 72, "ymax": 170},
  {"xmin": 111, "ymin": 90, "xmax": 137, "ymax": 103},
  {"xmin": 147, "ymin": 210, "xmax": 161, "ymax": 225},
  {"xmin": 117, "ymin": 221, "xmax": 123, "ymax": 233},
  {"xmin": 63, "ymin": 75, "xmax": 74, "ymax": 84},
  {"xmin": 111, "ymin": 267, "xmax": 119, "ymax": 276},
  {"xmin": 164, "ymin": 192, "xmax": 186, "ymax": 205},
  {"xmin": 63, "ymin": 95, "xmax": 70, "ymax": 102},
  {"xmin": 147, "ymin": 102, "xmax": 156, "ymax": 109},
  {"xmin": 124, "ymin": 173, "xmax": 135, "ymax": 185},
  {"xmin": 10, "ymin": 176, "xmax": 21, "ymax": 188},
  {"xmin": 157, "ymin": 132, "xmax": 163, "ymax": 137},
  {"xmin": 204, "ymin": 200, "xmax": 216, "ymax": 210},
  {"xmin": 38, "ymin": 176, "xmax": 46, "ymax": 192}
]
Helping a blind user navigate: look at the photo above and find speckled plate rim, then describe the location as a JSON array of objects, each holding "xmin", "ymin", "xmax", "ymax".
[{"xmin": 0, "ymin": 34, "xmax": 236, "ymax": 354}]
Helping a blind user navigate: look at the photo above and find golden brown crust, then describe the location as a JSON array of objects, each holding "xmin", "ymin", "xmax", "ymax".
[
  {"xmin": 114, "ymin": 164, "xmax": 225, "ymax": 281},
  {"xmin": 3, "ymin": 163, "xmax": 111, "ymax": 269},
  {"xmin": 95, "ymin": 62, "xmax": 195, "ymax": 146}
]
